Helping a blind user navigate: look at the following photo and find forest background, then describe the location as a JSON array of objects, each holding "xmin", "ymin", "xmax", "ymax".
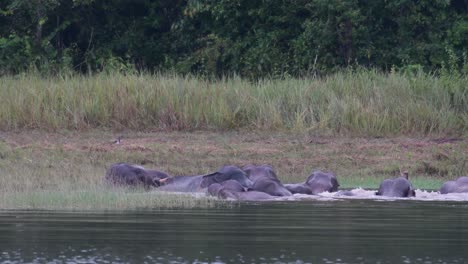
[{"xmin": 1, "ymin": 0, "xmax": 467, "ymax": 78}]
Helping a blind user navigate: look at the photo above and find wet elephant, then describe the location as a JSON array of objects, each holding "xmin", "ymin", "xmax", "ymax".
[
  {"xmin": 376, "ymin": 176, "xmax": 416, "ymax": 197},
  {"xmin": 250, "ymin": 177, "xmax": 292, "ymax": 196},
  {"xmin": 285, "ymin": 170, "xmax": 339, "ymax": 195},
  {"xmin": 158, "ymin": 165, "xmax": 253, "ymax": 192},
  {"xmin": 105, "ymin": 162, "xmax": 170, "ymax": 189},
  {"xmin": 439, "ymin": 176, "xmax": 468, "ymax": 194},
  {"xmin": 284, "ymin": 183, "xmax": 313, "ymax": 195},
  {"xmin": 220, "ymin": 179, "xmax": 246, "ymax": 192},
  {"xmin": 207, "ymin": 183, "xmax": 237, "ymax": 199},
  {"xmin": 306, "ymin": 170, "xmax": 340, "ymax": 194},
  {"xmin": 207, "ymin": 183, "xmax": 275, "ymax": 201},
  {"xmin": 243, "ymin": 164, "xmax": 280, "ymax": 182},
  {"xmin": 243, "ymin": 165, "xmax": 291, "ymax": 196}
]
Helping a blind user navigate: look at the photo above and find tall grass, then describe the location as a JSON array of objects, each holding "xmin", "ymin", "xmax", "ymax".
[{"xmin": 0, "ymin": 70, "xmax": 466, "ymax": 135}]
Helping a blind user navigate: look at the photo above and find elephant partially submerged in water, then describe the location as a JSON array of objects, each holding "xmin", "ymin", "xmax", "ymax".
[
  {"xmin": 207, "ymin": 183, "xmax": 275, "ymax": 201},
  {"xmin": 284, "ymin": 170, "xmax": 339, "ymax": 195},
  {"xmin": 243, "ymin": 165, "xmax": 292, "ymax": 196},
  {"xmin": 158, "ymin": 165, "xmax": 253, "ymax": 192},
  {"xmin": 439, "ymin": 177, "xmax": 468, "ymax": 194},
  {"xmin": 376, "ymin": 176, "xmax": 416, "ymax": 197},
  {"xmin": 105, "ymin": 163, "xmax": 170, "ymax": 189}
]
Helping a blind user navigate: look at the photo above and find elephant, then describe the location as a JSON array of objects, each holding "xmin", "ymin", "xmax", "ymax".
[
  {"xmin": 243, "ymin": 164, "xmax": 280, "ymax": 182},
  {"xmin": 207, "ymin": 183, "xmax": 275, "ymax": 201},
  {"xmin": 158, "ymin": 165, "xmax": 253, "ymax": 192},
  {"xmin": 375, "ymin": 176, "xmax": 416, "ymax": 197},
  {"xmin": 105, "ymin": 162, "xmax": 170, "ymax": 189},
  {"xmin": 243, "ymin": 165, "xmax": 291, "ymax": 196},
  {"xmin": 306, "ymin": 171, "xmax": 340, "ymax": 194},
  {"xmin": 284, "ymin": 183, "xmax": 313, "ymax": 195},
  {"xmin": 285, "ymin": 170, "xmax": 339, "ymax": 195},
  {"xmin": 439, "ymin": 176, "xmax": 468, "ymax": 194},
  {"xmin": 207, "ymin": 183, "xmax": 237, "ymax": 199},
  {"xmin": 250, "ymin": 177, "xmax": 292, "ymax": 196},
  {"xmin": 220, "ymin": 179, "xmax": 246, "ymax": 192}
]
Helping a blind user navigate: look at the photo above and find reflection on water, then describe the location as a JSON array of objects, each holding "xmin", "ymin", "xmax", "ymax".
[{"xmin": 1, "ymin": 200, "xmax": 468, "ymax": 263}]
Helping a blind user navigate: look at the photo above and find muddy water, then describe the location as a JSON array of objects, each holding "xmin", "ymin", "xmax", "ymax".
[{"xmin": 1, "ymin": 200, "xmax": 468, "ymax": 263}]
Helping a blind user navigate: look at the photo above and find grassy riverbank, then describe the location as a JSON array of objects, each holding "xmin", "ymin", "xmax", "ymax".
[
  {"xmin": 0, "ymin": 131, "xmax": 465, "ymax": 209},
  {"xmin": 0, "ymin": 70, "xmax": 466, "ymax": 135}
]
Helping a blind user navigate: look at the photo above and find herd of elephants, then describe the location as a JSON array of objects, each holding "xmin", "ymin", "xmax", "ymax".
[{"xmin": 105, "ymin": 162, "xmax": 468, "ymax": 201}]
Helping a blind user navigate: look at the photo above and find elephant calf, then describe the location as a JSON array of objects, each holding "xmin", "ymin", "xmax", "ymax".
[
  {"xmin": 376, "ymin": 176, "xmax": 415, "ymax": 197},
  {"xmin": 207, "ymin": 183, "xmax": 275, "ymax": 201},
  {"xmin": 439, "ymin": 176, "xmax": 468, "ymax": 194},
  {"xmin": 105, "ymin": 163, "xmax": 170, "ymax": 189},
  {"xmin": 243, "ymin": 165, "xmax": 292, "ymax": 196},
  {"xmin": 283, "ymin": 183, "xmax": 313, "ymax": 195},
  {"xmin": 285, "ymin": 170, "xmax": 339, "ymax": 195}
]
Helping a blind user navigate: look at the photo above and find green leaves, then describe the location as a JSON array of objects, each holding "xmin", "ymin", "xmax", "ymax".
[{"xmin": 0, "ymin": 0, "xmax": 466, "ymax": 76}]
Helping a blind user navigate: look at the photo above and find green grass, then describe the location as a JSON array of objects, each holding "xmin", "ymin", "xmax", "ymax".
[
  {"xmin": 0, "ymin": 70, "xmax": 466, "ymax": 136},
  {"xmin": 0, "ymin": 189, "xmax": 224, "ymax": 210}
]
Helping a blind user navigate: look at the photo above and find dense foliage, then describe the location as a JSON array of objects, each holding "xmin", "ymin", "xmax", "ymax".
[{"xmin": 0, "ymin": 0, "xmax": 467, "ymax": 77}]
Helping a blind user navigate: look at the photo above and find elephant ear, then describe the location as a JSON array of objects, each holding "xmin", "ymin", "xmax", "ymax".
[
  {"xmin": 306, "ymin": 171, "xmax": 318, "ymax": 184},
  {"xmin": 200, "ymin": 172, "xmax": 220, "ymax": 188},
  {"xmin": 331, "ymin": 175, "xmax": 340, "ymax": 188},
  {"xmin": 242, "ymin": 165, "xmax": 254, "ymax": 176},
  {"xmin": 406, "ymin": 186, "xmax": 416, "ymax": 197},
  {"xmin": 263, "ymin": 165, "xmax": 278, "ymax": 180},
  {"xmin": 201, "ymin": 166, "xmax": 248, "ymax": 188},
  {"xmin": 218, "ymin": 167, "xmax": 247, "ymax": 182},
  {"xmin": 132, "ymin": 166, "xmax": 148, "ymax": 178}
]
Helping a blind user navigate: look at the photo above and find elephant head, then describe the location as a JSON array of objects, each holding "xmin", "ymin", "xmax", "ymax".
[
  {"xmin": 243, "ymin": 165, "xmax": 291, "ymax": 196},
  {"xmin": 243, "ymin": 164, "xmax": 280, "ymax": 182},
  {"xmin": 284, "ymin": 183, "xmax": 313, "ymax": 194},
  {"xmin": 105, "ymin": 162, "xmax": 170, "ymax": 189},
  {"xmin": 305, "ymin": 170, "xmax": 339, "ymax": 194},
  {"xmin": 207, "ymin": 183, "xmax": 237, "ymax": 199},
  {"xmin": 208, "ymin": 183, "xmax": 277, "ymax": 201},
  {"xmin": 439, "ymin": 176, "xmax": 468, "ymax": 194},
  {"xmin": 200, "ymin": 165, "xmax": 253, "ymax": 188},
  {"xmin": 250, "ymin": 177, "xmax": 292, "ymax": 196}
]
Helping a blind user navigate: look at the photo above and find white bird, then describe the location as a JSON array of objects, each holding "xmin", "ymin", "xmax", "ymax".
[{"xmin": 113, "ymin": 135, "xmax": 122, "ymax": 144}]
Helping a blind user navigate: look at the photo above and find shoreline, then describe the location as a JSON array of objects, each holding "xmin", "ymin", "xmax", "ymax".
[{"xmin": 0, "ymin": 130, "xmax": 466, "ymax": 210}]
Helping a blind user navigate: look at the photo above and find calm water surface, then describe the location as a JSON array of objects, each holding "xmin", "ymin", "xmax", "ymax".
[{"xmin": 1, "ymin": 200, "xmax": 468, "ymax": 263}]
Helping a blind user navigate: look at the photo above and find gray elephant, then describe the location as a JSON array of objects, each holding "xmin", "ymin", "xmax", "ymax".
[
  {"xmin": 376, "ymin": 176, "xmax": 416, "ymax": 197},
  {"xmin": 243, "ymin": 164, "xmax": 280, "ymax": 182},
  {"xmin": 158, "ymin": 165, "xmax": 253, "ymax": 192},
  {"xmin": 284, "ymin": 183, "xmax": 313, "ymax": 195},
  {"xmin": 207, "ymin": 183, "xmax": 237, "ymax": 199},
  {"xmin": 439, "ymin": 176, "xmax": 468, "ymax": 194},
  {"xmin": 219, "ymin": 179, "xmax": 246, "ymax": 192},
  {"xmin": 105, "ymin": 162, "xmax": 170, "ymax": 189},
  {"xmin": 306, "ymin": 171, "xmax": 340, "ymax": 194},
  {"xmin": 243, "ymin": 165, "xmax": 291, "ymax": 196},
  {"xmin": 285, "ymin": 170, "xmax": 339, "ymax": 195},
  {"xmin": 207, "ymin": 183, "xmax": 275, "ymax": 201}
]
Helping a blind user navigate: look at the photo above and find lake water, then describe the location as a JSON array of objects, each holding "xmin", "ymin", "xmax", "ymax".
[{"xmin": 1, "ymin": 200, "xmax": 468, "ymax": 264}]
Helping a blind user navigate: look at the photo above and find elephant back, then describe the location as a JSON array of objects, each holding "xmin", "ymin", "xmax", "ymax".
[{"xmin": 376, "ymin": 177, "xmax": 415, "ymax": 197}]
